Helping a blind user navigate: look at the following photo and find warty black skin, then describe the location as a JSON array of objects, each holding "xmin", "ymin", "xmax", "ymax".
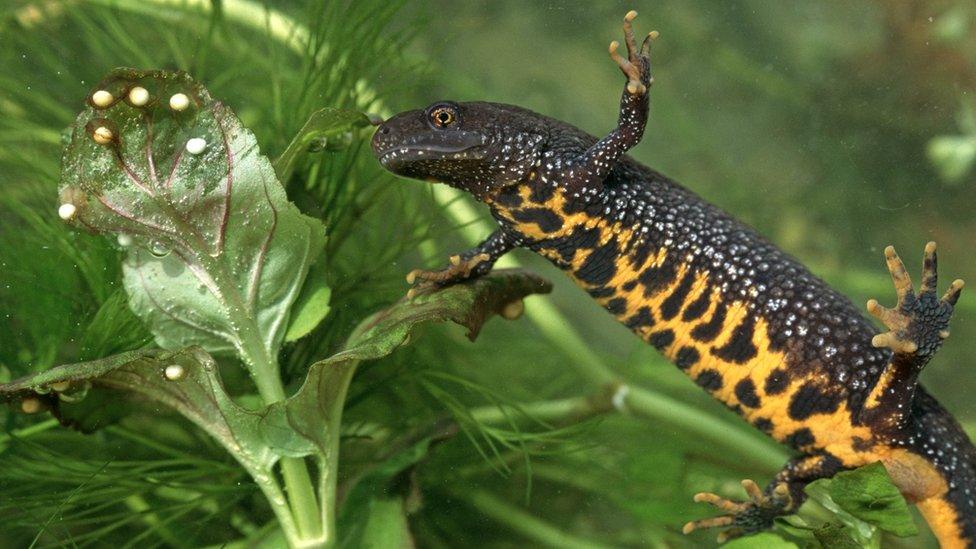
[{"xmin": 371, "ymin": 15, "xmax": 974, "ymax": 546}]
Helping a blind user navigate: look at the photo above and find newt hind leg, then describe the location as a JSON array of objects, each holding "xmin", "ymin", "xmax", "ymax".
[
  {"xmin": 684, "ymin": 479, "xmax": 792, "ymax": 542},
  {"xmin": 862, "ymin": 242, "xmax": 964, "ymax": 428},
  {"xmin": 684, "ymin": 455, "xmax": 841, "ymax": 542},
  {"xmin": 867, "ymin": 242, "xmax": 963, "ymax": 360}
]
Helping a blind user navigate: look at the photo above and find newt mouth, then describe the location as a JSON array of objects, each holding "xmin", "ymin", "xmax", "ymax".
[
  {"xmin": 377, "ymin": 145, "xmax": 485, "ymax": 168},
  {"xmin": 374, "ymin": 130, "xmax": 486, "ymax": 168}
]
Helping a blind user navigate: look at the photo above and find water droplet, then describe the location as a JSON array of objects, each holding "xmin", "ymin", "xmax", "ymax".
[{"xmin": 149, "ymin": 240, "xmax": 170, "ymax": 257}]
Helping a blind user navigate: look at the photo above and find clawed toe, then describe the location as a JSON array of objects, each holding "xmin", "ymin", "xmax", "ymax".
[
  {"xmin": 683, "ymin": 515, "xmax": 734, "ymax": 535},
  {"xmin": 692, "ymin": 491, "xmax": 750, "ymax": 513},
  {"xmin": 608, "ymin": 41, "xmax": 644, "ymax": 94}
]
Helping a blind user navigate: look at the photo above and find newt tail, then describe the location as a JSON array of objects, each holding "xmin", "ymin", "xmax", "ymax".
[{"xmin": 371, "ymin": 10, "xmax": 974, "ymax": 547}]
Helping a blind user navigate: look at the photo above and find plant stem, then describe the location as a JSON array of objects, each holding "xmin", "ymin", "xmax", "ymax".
[
  {"xmin": 0, "ymin": 417, "xmax": 59, "ymax": 446},
  {"xmin": 317, "ymin": 364, "xmax": 359, "ymax": 546},
  {"xmin": 279, "ymin": 457, "xmax": 321, "ymax": 542},
  {"xmin": 469, "ymin": 393, "xmax": 615, "ymax": 425},
  {"xmin": 462, "ymin": 489, "xmax": 611, "ymax": 549},
  {"xmin": 621, "ymin": 386, "xmax": 785, "ymax": 470},
  {"xmin": 231, "ymin": 315, "xmax": 322, "ymax": 544},
  {"xmin": 155, "ymin": 208, "xmax": 324, "ymax": 545}
]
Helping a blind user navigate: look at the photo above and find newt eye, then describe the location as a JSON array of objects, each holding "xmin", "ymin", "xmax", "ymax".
[{"xmin": 427, "ymin": 104, "xmax": 459, "ymax": 128}]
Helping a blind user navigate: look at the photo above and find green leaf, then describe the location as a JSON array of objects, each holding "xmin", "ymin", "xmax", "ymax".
[
  {"xmin": 354, "ymin": 498, "xmax": 414, "ymax": 549},
  {"xmin": 337, "ymin": 437, "xmax": 433, "ymax": 549},
  {"xmin": 273, "ymin": 107, "xmax": 372, "ymax": 182},
  {"xmin": 78, "ymin": 288, "xmax": 153, "ymax": 360},
  {"xmin": 772, "ymin": 515, "xmax": 817, "ymax": 542},
  {"xmin": 805, "ymin": 478, "xmax": 878, "ymax": 544},
  {"xmin": 722, "ymin": 532, "xmax": 798, "ymax": 549},
  {"xmin": 284, "ymin": 274, "xmax": 331, "ymax": 342},
  {"xmin": 824, "ymin": 462, "xmax": 918, "ymax": 537},
  {"xmin": 59, "ymin": 68, "xmax": 326, "ymax": 365},
  {"xmin": 0, "ymin": 347, "xmax": 276, "ymax": 474},
  {"xmin": 806, "ymin": 462, "xmax": 918, "ymax": 540},
  {"xmin": 813, "ymin": 523, "xmax": 862, "ymax": 549}
]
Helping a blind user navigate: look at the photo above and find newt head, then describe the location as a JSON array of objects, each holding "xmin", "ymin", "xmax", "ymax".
[{"xmin": 372, "ymin": 100, "xmax": 547, "ymax": 201}]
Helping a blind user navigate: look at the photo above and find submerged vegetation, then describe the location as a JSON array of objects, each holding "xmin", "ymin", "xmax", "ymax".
[{"xmin": 0, "ymin": 1, "xmax": 973, "ymax": 548}]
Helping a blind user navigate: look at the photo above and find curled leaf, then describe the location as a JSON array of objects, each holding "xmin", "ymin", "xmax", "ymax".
[
  {"xmin": 264, "ymin": 269, "xmax": 552, "ymax": 459},
  {"xmin": 273, "ymin": 107, "xmax": 371, "ymax": 181}
]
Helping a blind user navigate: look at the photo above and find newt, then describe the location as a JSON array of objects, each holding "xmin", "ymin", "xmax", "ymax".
[{"xmin": 371, "ymin": 11, "xmax": 973, "ymax": 547}]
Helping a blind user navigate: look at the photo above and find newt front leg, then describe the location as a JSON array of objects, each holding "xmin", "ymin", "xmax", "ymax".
[
  {"xmin": 406, "ymin": 229, "xmax": 518, "ymax": 298},
  {"xmin": 563, "ymin": 11, "xmax": 658, "ymax": 196}
]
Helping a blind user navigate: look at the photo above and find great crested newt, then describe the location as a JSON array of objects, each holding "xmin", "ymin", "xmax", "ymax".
[{"xmin": 371, "ymin": 11, "xmax": 973, "ymax": 547}]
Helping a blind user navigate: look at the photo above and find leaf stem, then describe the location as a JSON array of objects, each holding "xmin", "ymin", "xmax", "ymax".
[
  {"xmin": 147, "ymin": 209, "xmax": 322, "ymax": 543},
  {"xmin": 153, "ymin": 201, "xmax": 323, "ymax": 544},
  {"xmin": 313, "ymin": 362, "xmax": 360, "ymax": 546},
  {"xmin": 226, "ymin": 308, "xmax": 323, "ymax": 544}
]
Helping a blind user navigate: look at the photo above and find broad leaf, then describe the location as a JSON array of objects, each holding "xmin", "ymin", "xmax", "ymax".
[
  {"xmin": 806, "ymin": 462, "xmax": 918, "ymax": 543},
  {"xmin": 722, "ymin": 532, "xmax": 798, "ymax": 549},
  {"xmin": 0, "ymin": 347, "xmax": 275, "ymax": 473},
  {"xmin": 273, "ymin": 107, "xmax": 372, "ymax": 182},
  {"xmin": 1, "ymin": 270, "xmax": 549, "ymax": 467},
  {"xmin": 59, "ymin": 68, "xmax": 326, "ymax": 364},
  {"xmin": 821, "ymin": 462, "xmax": 918, "ymax": 537},
  {"xmin": 805, "ymin": 478, "xmax": 879, "ymax": 545},
  {"xmin": 337, "ymin": 437, "xmax": 433, "ymax": 549},
  {"xmin": 285, "ymin": 273, "xmax": 332, "ymax": 342},
  {"xmin": 78, "ymin": 289, "xmax": 153, "ymax": 360},
  {"xmin": 1, "ymin": 269, "xmax": 550, "ymax": 547},
  {"xmin": 813, "ymin": 523, "xmax": 862, "ymax": 549},
  {"xmin": 352, "ymin": 498, "xmax": 414, "ymax": 549}
]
